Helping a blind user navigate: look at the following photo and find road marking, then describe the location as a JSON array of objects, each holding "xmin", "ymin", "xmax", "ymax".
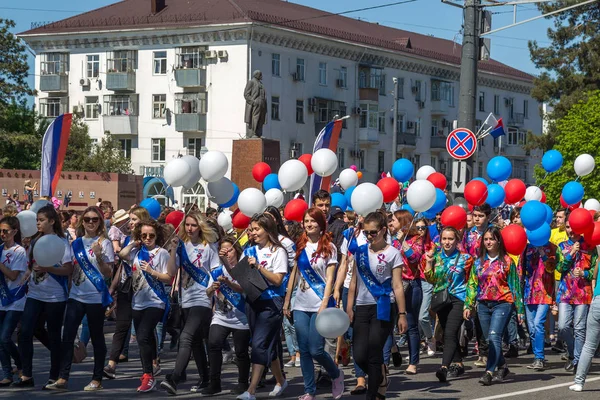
[{"xmin": 472, "ymin": 376, "xmax": 600, "ymax": 400}]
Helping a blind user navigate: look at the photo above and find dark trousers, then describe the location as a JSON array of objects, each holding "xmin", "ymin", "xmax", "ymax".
[
  {"xmin": 436, "ymin": 295, "xmax": 464, "ymax": 367},
  {"xmin": 171, "ymin": 306, "xmax": 212, "ymax": 383},
  {"xmin": 208, "ymin": 324, "xmax": 251, "ymax": 387},
  {"xmin": 405, "ymin": 279, "xmax": 423, "ymax": 366},
  {"xmin": 108, "ymin": 291, "xmax": 132, "ymax": 363},
  {"xmin": 18, "ymin": 298, "xmax": 66, "ymax": 379},
  {"xmin": 58, "ymin": 299, "xmax": 106, "ymax": 382},
  {"xmin": 246, "ymin": 297, "xmax": 283, "ymax": 366},
  {"xmin": 132, "ymin": 307, "xmax": 163, "ymax": 375},
  {"xmin": 353, "ymin": 304, "xmax": 395, "ymax": 398},
  {"xmin": 0, "ymin": 310, "xmax": 22, "ymax": 378}
]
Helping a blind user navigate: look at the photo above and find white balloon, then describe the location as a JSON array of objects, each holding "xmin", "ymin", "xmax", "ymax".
[
  {"xmin": 311, "ymin": 148, "xmax": 338, "ymax": 177},
  {"xmin": 351, "ymin": 183, "xmax": 383, "ymax": 216},
  {"xmin": 338, "ymin": 169, "xmax": 359, "ymax": 190},
  {"xmin": 199, "ymin": 151, "xmax": 229, "ymax": 182},
  {"xmin": 278, "ymin": 159, "xmax": 308, "ymax": 192},
  {"xmin": 180, "ymin": 155, "xmax": 202, "ymax": 189},
  {"xmin": 584, "ymin": 199, "xmax": 600, "ymax": 212},
  {"xmin": 574, "ymin": 154, "xmax": 595, "ymax": 177},
  {"xmin": 217, "ymin": 212, "xmax": 233, "ymax": 231},
  {"xmin": 407, "ymin": 180, "xmax": 436, "ymax": 212},
  {"xmin": 30, "ymin": 199, "xmax": 51, "ymax": 213},
  {"xmin": 315, "ymin": 308, "xmax": 350, "ymax": 339},
  {"xmin": 17, "ymin": 210, "xmax": 38, "ymax": 237},
  {"xmin": 207, "ymin": 178, "xmax": 235, "ymax": 205},
  {"xmin": 33, "ymin": 234, "xmax": 65, "ymax": 267},
  {"xmin": 238, "ymin": 188, "xmax": 267, "ymax": 217},
  {"xmin": 265, "ymin": 188, "xmax": 284, "ymax": 208},
  {"xmin": 163, "ymin": 157, "xmax": 192, "ymax": 188},
  {"xmin": 524, "ymin": 186, "xmax": 543, "ymax": 202},
  {"xmin": 416, "ymin": 165, "xmax": 436, "ymax": 180}
]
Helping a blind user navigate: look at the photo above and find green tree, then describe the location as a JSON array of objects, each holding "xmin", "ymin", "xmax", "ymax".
[
  {"xmin": 0, "ymin": 19, "xmax": 35, "ymax": 111},
  {"xmin": 0, "ymin": 102, "xmax": 48, "ymax": 169},
  {"xmin": 534, "ymin": 91, "xmax": 600, "ymax": 209}
]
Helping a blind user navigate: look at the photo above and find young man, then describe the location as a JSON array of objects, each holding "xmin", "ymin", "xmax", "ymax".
[{"xmin": 312, "ymin": 190, "xmax": 331, "ymax": 216}]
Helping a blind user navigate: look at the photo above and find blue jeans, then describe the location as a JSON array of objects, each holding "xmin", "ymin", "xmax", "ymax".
[
  {"xmin": 419, "ymin": 279, "xmax": 434, "ymax": 339},
  {"xmin": 477, "ymin": 301, "xmax": 512, "ymax": 372},
  {"xmin": 342, "ymin": 287, "xmax": 365, "ymax": 378},
  {"xmin": 558, "ymin": 303, "xmax": 589, "ymax": 364},
  {"xmin": 0, "ymin": 311, "xmax": 22, "ymax": 379},
  {"xmin": 293, "ymin": 310, "xmax": 339, "ymax": 396},
  {"xmin": 283, "ymin": 292, "xmax": 298, "ymax": 356},
  {"xmin": 405, "ymin": 279, "xmax": 423, "ymax": 366},
  {"xmin": 503, "ymin": 307, "xmax": 519, "ymax": 345},
  {"xmin": 574, "ymin": 296, "xmax": 600, "ymax": 386},
  {"xmin": 525, "ymin": 304, "xmax": 549, "ymax": 360}
]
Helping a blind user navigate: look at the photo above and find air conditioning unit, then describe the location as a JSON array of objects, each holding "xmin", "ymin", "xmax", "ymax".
[
  {"xmin": 504, "ymin": 98, "xmax": 512, "ymax": 107},
  {"xmin": 308, "ymin": 97, "xmax": 317, "ymax": 113},
  {"xmin": 418, "ymin": 101, "xmax": 425, "ymax": 109},
  {"xmin": 217, "ymin": 50, "xmax": 228, "ymax": 58},
  {"xmin": 351, "ymin": 106, "xmax": 362, "ymax": 115},
  {"xmin": 336, "ymin": 79, "xmax": 345, "ymax": 88},
  {"xmin": 204, "ymin": 50, "xmax": 218, "ymax": 59},
  {"xmin": 292, "ymin": 72, "xmax": 300, "ymax": 81},
  {"xmin": 79, "ymin": 78, "xmax": 90, "ymax": 86}
]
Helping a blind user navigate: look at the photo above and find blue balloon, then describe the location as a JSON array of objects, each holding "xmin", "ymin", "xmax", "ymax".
[
  {"xmin": 473, "ymin": 177, "xmax": 489, "ymax": 186},
  {"xmin": 543, "ymin": 203, "xmax": 553, "ymax": 225},
  {"xmin": 486, "ymin": 184, "xmax": 505, "ymax": 208},
  {"xmin": 263, "ymin": 173, "xmax": 281, "ymax": 191},
  {"xmin": 331, "ymin": 193, "xmax": 348, "ymax": 211},
  {"xmin": 521, "ymin": 200, "xmax": 546, "ymax": 230},
  {"xmin": 392, "ymin": 159, "xmax": 414, "ymax": 183},
  {"xmin": 401, "ymin": 203, "xmax": 415, "ymax": 216},
  {"xmin": 527, "ymin": 223, "xmax": 551, "ymax": 247},
  {"xmin": 140, "ymin": 198, "xmax": 161, "ymax": 220},
  {"xmin": 428, "ymin": 189, "xmax": 447, "ymax": 214},
  {"xmin": 487, "ymin": 156, "xmax": 512, "ymax": 182},
  {"xmin": 542, "ymin": 150, "xmax": 563, "ymax": 173},
  {"xmin": 219, "ymin": 183, "xmax": 239, "ymax": 208},
  {"xmin": 422, "ymin": 209, "xmax": 437, "ymax": 219},
  {"xmin": 562, "ymin": 181, "xmax": 584, "ymax": 205},
  {"xmin": 344, "ymin": 186, "xmax": 356, "ymax": 205}
]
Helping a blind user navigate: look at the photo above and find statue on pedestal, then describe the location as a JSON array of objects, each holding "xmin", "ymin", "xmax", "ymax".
[{"xmin": 244, "ymin": 70, "xmax": 267, "ymax": 138}]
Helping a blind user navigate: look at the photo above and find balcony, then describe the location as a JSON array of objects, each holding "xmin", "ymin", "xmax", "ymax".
[
  {"xmin": 106, "ymin": 71, "xmax": 136, "ymax": 92},
  {"xmin": 175, "ymin": 114, "xmax": 207, "ymax": 132},
  {"xmin": 40, "ymin": 74, "xmax": 68, "ymax": 93},
  {"xmin": 358, "ymin": 128, "xmax": 379, "ymax": 147},
  {"xmin": 39, "ymin": 98, "xmax": 69, "ymax": 119},
  {"xmin": 508, "ymin": 113, "xmax": 525, "ymax": 126},
  {"xmin": 102, "ymin": 115, "xmax": 138, "ymax": 135},
  {"xmin": 358, "ymin": 71, "xmax": 384, "ymax": 101},
  {"xmin": 430, "ymin": 135, "xmax": 447, "ymax": 149},
  {"xmin": 494, "ymin": 144, "xmax": 527, "ymax": 158},
  {"xmin": 174, "ymin": 68, "xmax": 206, "ymax": 88},
  {"xmin": 430, "ymin": 99, "xmax": 449, "ymax": 115},
  {"xmin": 396, "ymin": 132, "xmax": 417, "ymax": 153}
]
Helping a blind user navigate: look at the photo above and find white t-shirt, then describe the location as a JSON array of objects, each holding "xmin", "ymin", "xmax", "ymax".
[
  {"xmin": 130, "ymin": 247, "xmax": 170, "ymax": 311},
  {"xmin": 341, "ymin": 230, "xmax": 367, "ymax": 289},
  {"xmin": 210, "ymin": 266, "xmax": 249, "ymax": 330},
  {"xmin": 70, "ymin": 237, "xmax": 115, "ymax": 304},
  {"xmin": 355, "ymin": 245, "xmax": 403, "ymax": 306},
  {"xmin": 251, "ymin": 245, "xmax": 289, "ymax": 275},
  {"xmin": 28, "ymin": 235, "xmax": 73, "ymax": 303},
  {"xmin": 293, "ymin": 242, "xmax": 338, "ymax": 312},
  {"xmin": 340, "ymin": 229, "xmax": 368, "ymax": 256},
  {"xmin": 279, "ymin": 235, "xmax": 296, "ymax": 270},
  {"xmin": 0, "ymin": 244, "xmax": 28, "ymax": 312},
  {"xmin": 178, "ymin": 241, "xmax": 220, "ymax": 309}
]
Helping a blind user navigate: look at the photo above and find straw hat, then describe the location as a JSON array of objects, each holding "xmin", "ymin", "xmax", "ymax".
[{"xmin": 112, "ymin": 209, "xmax": 129, "ymax": 224}]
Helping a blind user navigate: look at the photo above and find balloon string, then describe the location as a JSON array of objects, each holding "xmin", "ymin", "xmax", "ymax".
[
  {"xmin": 401, "ymin": 215, "xmax": 417, "ymax": 249},
  {"xmin": 575, "ymin": 176, "xmax": 580, "ymax": 182}
]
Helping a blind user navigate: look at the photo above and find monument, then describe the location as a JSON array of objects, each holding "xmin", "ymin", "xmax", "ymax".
[{"xmin": 243, "ymin": 70, "xmax": 267, "ymax": 138}]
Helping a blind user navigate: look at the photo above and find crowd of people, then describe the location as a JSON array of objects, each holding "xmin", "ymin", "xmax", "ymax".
[{"xmin": 0, "ymin": 189, "xmax": 598, "ymax": 399}]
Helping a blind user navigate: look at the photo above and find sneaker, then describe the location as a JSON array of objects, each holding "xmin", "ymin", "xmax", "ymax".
[
  {"xmin": 268, "ymin": 380, "xmax": 289, "ymax": 397},
  {"xmin": 427, "ymin": 338, "xmax": 436, "ymax": 356},
  {"xmin": 564, "ymin": 360, "xmax": 575, "ymax": 372},
  {"xmin": 200, "ymin": 384, "xmax": 222, "ymax": 396},
  {"xmin": 436, "ymin": 367, "xmax": 448, "ymax": 383},
  {"xmin": 447, "ymin": 364, "xmax": 465, "ymax": 378},
  {"xmin": 474, "ymin": 356, "xmax": 487, "ymax": 368},
  {"xmin": 137, "ymin": 373, "xmax": 156, "ymax": 393},
  {"xmin": 11, "ymin": 377, "xmax": 35, "ymax": 388},
  {"xmin": 504, "ymin": 345, "xmax": 518, "ymax": 358},
  {"xmin": 237, "ymin": 391, "xmax": 257, "ymax": 400},
  {"xmin": 569, "ymin": 383, "xmax": 583, "ymax": 392},
  {"xmin": 298, "ymin": 394, "xmax": 316, "ymax": 400},
  {"xmin": 284, "ymin": 360, "xmax": 296, "ymax": 368},
  {"xmin": 295, "ymin": 358, "xmax": 301, "ymax": 367},
  {"xmin": 332, "ymin": 368, "xmax": 344, "ymax": 400},
  {"xmin": 190, "ymin": 380, "xmax": 210, "ymax": 392},
  {"xmin": 160, "ymin": 375, "xmax": 177, "ymax": 395},
  {"xmin": 492, "ymin": 365, "xmax": 510, "ymax": 383},
  {"xmin": 478, "ymin": 372, "xmax": 493, "ymax": 386},
  {"xmin": 527, "ymin": 359, "xmax": 545, "ymax": 371},
  {"xmin": 153, "ymin": 364, "xmax": 162, "ymax": 376},
  {"xmin": 103, "ymin": 365, "xmax": 117, "ymax": 380}
]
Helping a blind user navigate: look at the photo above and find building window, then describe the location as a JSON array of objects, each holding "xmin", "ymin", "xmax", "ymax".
[
  {"xmin": 318, "ymin": 62, "xmax": 327, "ymax": 85},
  {"xmin": 296, "ymin": 100, "xmax": 304, "ymax": 123},
  {"xmin": 431, "ymin": 80, "xmax": 454, "ymax": 105},
  {"xmin": 153, "ymin": 94, "xmax": 167, "ymax": 119},
  {"xmin": 338, "ymin": 148, "xmax": 345, "ymax": 169},
  {"xmin": 119, "ymin": 139, "xmax": 132, "ymax": 159},
  {"xmin": 84, "ymin": 96, "xmax": 99, "ymax": 119},
  {"xmin": 152, "ymin": 138, "xmax": 166, "ymax": 162},
  {"xmin": 358, "ymin": 150, "xmax": 365, "ymax": 170},
  {"xmin": 87, "ymin": 55, "xmax": 99, "ymax": 78},
  {"xmin": 415, "ymin": 117, "xmax": 422, "ymax": 137},
  {"xmin": 272, "ymin": 54, "xmax": 280, "ymax": 77},
  {"xmin": 359, "ymin": 103, "xmax": 378, "ymax": 129},
  {"xmin": 175, "ymin": 92, "xmax": 207, "ymax": 114},
  {"xmin": 507, "ymin": 127, "xmax": 527, "ymax": 145},
  {"xmin": 478, "ymin": 91, "xmax": 485, "ymax": 112},
  {"xmin": 153, "ymin": 51, "xmax": 167, "ymax": 75},
  {"xmin": 104, "ymin": 95, "xmax": 137, "ymax": 116},
  {"xmin": 108, "ymin": 50, "xmax": 136, "ymax": 73},
  {"xmin": 397, "ymin": 77, "xmax": 404, "ymax": 99},
  {"xmin": 271, "ymin": 96, "xmax": 280, "ymax": 120},
  {"xmin": 397, "ymin": 113, "xmax": 405, "ymax": 134},
  {"xmin": 413, "ymin": 80, "xmax": 422, "ymax": 101},
  {"xmin": 378, "ymin": 151, "xmax": 385, "ymax": 173},
  {"xmin": 431, "ymin": 119, "xmax": 441, "ymax": 137},
  {"xmin": 339, "ymin": 67, "xmax": 347, "ymax": 88},
  {"xmin": 494, "ymin": 95, "xmax": 500, "ymax": 115},
  {"xmin": 379, "ymin": 74, "xmax": 386, "ymax": 96},
  {"xmin": 414, "ymin": 154, "xmax": 421, "ymax": 168},
  {"xmin": 378, "ymin": 111, "xmax": 386, "ymax": 133},
  {"xmin": 296, "ymin": 58, "xmax": 305, "ymax": 81},
  {"xmin": 187, "ymin": 138, "xmax": 202, "ymax": 158},
  {"xmin": 41, "ymin": 53, "xmax": 68, "ymax": 75},
  {"xmin": 39, "ymin": 98, "xmax": 66, "ymax": 118},
  {"xmin": 176, "ymin": 47, "xmax": 203, "ymax": 69},
  {"xmin": 431, "ymin": 156, "xmax": 438, "ymax": 170},
  {"xmin": 524, "ymin": 100, "xmax": 529, "ymax": 119}
]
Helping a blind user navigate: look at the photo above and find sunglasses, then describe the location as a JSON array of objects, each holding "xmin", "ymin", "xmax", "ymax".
[
  {"xmin": 83, "ymin": 217, "xmax": 100, "ymax": 224},
  {"xmin": 142, "ymin": 233, "xmax": 156, "ymax": 240},
  {"xmin": 364, "ymin": 229, "xmax": 381, "ymax": 237},
  {"xmin": 416, "ymin": 226, "xmax": 427, "ymax": 231},
  {"xmin": 0, "ymin": 229, "xmax": 12, "ymax": 235}
]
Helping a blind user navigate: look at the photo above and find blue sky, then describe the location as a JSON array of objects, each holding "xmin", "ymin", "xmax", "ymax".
[{"xmin": 5, "ymin": 0, "xmax": 553, "ymax": 95}]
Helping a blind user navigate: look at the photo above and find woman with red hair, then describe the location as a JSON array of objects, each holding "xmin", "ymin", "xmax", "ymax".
[{"xmin": 283, "ymin": 208, "xmax": 344, "ymax": 400}]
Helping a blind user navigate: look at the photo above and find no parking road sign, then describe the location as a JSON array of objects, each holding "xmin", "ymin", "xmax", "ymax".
[{"xmin": 446, "ymin": 128, "xmax": 477, "ymax": 160}]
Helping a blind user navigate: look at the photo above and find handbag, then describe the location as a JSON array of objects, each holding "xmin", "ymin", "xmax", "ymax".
[
  {"xmin": 72, "ymin": 341, "xmax": 87, "ymax": 364},
  {"xmin": 117, "ymin": 261, "xmax": 132, "ymax": 294},
  {"xmin": 430, "ymin": 253, "xmax": 460, "ymax": 313}
]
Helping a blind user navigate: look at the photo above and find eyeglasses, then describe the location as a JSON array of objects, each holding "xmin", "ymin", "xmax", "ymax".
[
  {"xmin": 0, "ymin": 229, "xmax": 12, "ymax": 235},
  {"xmin": 142, "ymin": 233, "xmax": 156, "ymax": 240},
  {"xmin": 416, "ymin": 226, "xmax": 427, "ymax": 231},
  {"xmin": 363, "ymin": 229, "xmax": 381, "ymax": 237},
  {"xmin": 83, "ymin": 217, "xmax": 100, "ymax": 224}
]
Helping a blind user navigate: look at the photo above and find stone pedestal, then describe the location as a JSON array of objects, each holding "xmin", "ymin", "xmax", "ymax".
[{"xmin": 231, "ymin": 138, "xmax": 280, "ymax": 193}]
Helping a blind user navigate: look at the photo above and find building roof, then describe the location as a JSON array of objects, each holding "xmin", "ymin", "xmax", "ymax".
[{"xmin": 19, "ymin": 0, "xmax": 534, "ymax": 82}]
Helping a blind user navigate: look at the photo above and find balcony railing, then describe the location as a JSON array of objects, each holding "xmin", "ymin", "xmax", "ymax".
[
  {"xmin": 358, "ymin": 128, "xmax": 379, "ymax": 146},
  {"xmin": 430, "ymin": 99, "xmax": 449, "ymax": 115},
  {"xmin": 106, "ymin": 71, "xmax": 136, "ymax": 92},
  {"xmin": 430, "ymin": 136, "xmax": 447, "ymax": 149},
  {"xmin": 174, "ymin": 68, "xmax": 206, "ymax": 88},
  {"xmin": 102, "ymin": 115, "xmax": 138, "ymax": 135},
  {"xmin": 509, "ymin": 113, "xmax": 525, "ymax": 126},
  {"xmin": 397, "ymin": 132, "xmax": 417, "ymax": 147},
  {"xmin": 39, "ymin": 74, "xmax": 68, "ymax": 93},
  {"xmin": 175, "ymin": 114, "xmax": 207, "ymax": 132}
]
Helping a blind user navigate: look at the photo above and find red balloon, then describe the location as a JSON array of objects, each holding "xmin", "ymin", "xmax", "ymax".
[
  {"xmin": 377, "ymin": 177, "xmax": 400, "ymax": 203},
  {"xmin": 560, "ymin": 195, "xmax": 581, "ymax": 210},
  {"xmin": 298, "ymin": 154, "xmax": 314, "ymax": 175},
  {"xmin": 464, "ymin": 180, "xmax": 488, "ymax": 206},
  {"xmin": 504, "ymin": 179, "xmax": 526, "ymax": 204},
  {"xmin": 501, "ymin": 224, "xmax": 528, "ymax": 255},
  {"xmin": 427, "ymin": 172, "xmax": 447, "ymax": 190},
  {"xmin": 584, "ymin": 222, "xmax": 600, "ymax": 246},
  {"xmin": 540, "ymin": 192, "xmax": 546, "ymax": 203},
  {"xmin": 569, "ymin": 208, "xmax": 594, "ymax": 235},
  {"xmin": 441, "ymin": 205, "xmax": 467, "ymax": 230},
  {"xmin": 284, "ymin": 199, "xmax": 308, "ymax": 222},
  {"xmin": 165, "ymin": 210, "xmax": 185, "ymax": 232},
  {"xmin": 252, "ymin": 162, "xmax": 271, "ymax": 183},
  {"xmin": 589, "ymin": 209, "xmax": 597, "ymax": 219},
  {"xmin": 232, "ymin": 209, "xmax": 251, "ymax": 229}
]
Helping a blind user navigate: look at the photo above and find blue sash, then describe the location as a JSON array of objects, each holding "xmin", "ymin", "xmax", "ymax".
[
  {"xmin": 355, "ymin": 244, "xmax": 392, "ymax": 321},
  {"xmin": 244, "ymin": 246, "xmax": 285, "ymax": 300},
  {"xmin": 0, "ymin": 247, "xmax": 26, "ymax": 307},
  {"xmin": 297, "ymin": 249, "xmax": 335, "ymax": 308},
  {"xmin": 177, "ymin": 240, "xmax": 210, "ymax": 288},
  {"xmin": 210, "ymin": 265, "xmax": 246, "ymax": 313},
  {"xmin": 122, "ymin": 236, "xmax": 132, "ymax": 276},
  {"xmin": 138, "ymin": 246, "xmax": 170, "ymax": 322},
  {"xmin": 343, "ymin": 228, "xmax": 359, "ymax": 255},
  {"xmin": 72, "ymin": 238, "xmax": 113, "ymax": 307}
]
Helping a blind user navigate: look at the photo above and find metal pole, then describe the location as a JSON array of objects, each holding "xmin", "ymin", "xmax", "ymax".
[{"xmin": 392, "ymin": 77, "xmax": 399, "ymax": 161}]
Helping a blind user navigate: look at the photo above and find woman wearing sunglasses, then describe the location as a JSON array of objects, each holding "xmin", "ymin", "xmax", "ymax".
[
  {"xmin": 14, "ymin": 205, "xmax": 73, "ymax": 389},
  {"xmin": 47, "ymin": 207, "xmax": 115, "ymax": 391},
  {"xmin": 0, "ymin": 217, "xmax": 27, "ymax": 386},
  {"xmin": 283, "ymin": 207, "xmax": 344, "ymax": 400},
  {"xmin": 347, "ymin": 211, "xmax": 408, "ymax": 400},
  {"xmin": 119, "ymin": 220, "xmax": 176, "ymax": 392},
  {"xmin": 160, "ymin": 211, "xmax": 219, "ymax": 395}
]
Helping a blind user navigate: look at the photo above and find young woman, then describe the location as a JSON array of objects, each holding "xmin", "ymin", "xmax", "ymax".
[
  {"xmin": 66, "ymin": 212, "xmax": 78, "ymax": 242},
  {"xmin": 47, "ymin": 207, "xmax": 115, "ymax": 391},
  {"xmin": 415, "ymin": 218, "xmax": 436, "ymax": 358},
  {"xmin": 463, "ymin": 226, "xmax": 523, "ymax": 386},
  {"xmin": 422, "ymin": 227, "xmax": 473, "ymax": 382},
  {"xmin": 119, "ymin": 220, "xmax": 176, "ymax": 392},
  {"xmin": 160, "ymin": 211, "xmax": 219, "ymax": 395},
  {"xmin": 283, "ymin": 208, "xmax": 344, "ymax": 400},
  {"xmin": 234, "ymin": 214, "xmax": 288, "ymax": 400},
  {"xmin": 0, "ymin": 217, "xmax": 27, "ymax": 386},
  {"xmin": 13, "ymin": 205, "xmax": 73, "ymax": 389},
  {"xmin": 347, "ymin": 212, "xmax": 408, "ymax": 400}
]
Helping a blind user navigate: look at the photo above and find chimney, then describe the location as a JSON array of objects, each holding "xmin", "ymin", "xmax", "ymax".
[{"xmin": 151, "ymin": 0, "xmax": 166, "ymax": 15}]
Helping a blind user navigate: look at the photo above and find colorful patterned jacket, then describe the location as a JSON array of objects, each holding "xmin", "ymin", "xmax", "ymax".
[
  {"xmin": 423, "ymin": 247, "xmax": 473, "ymax": 302},
  {"xmin": 392, "ymin": 234, "xmax": 427, "ymax": 281},
  {"xmin": 520, "ymin": 243, "xmax": 557, "ymax": 305},
  {"xmin": 556, "ymin": 239, "xmax": 597, "ymax": 304},
  {"xmin": 465, "ymin": 226, "xmax": 485, "ymax": 258}
]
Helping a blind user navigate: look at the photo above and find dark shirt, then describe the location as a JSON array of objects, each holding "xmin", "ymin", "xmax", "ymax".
[{"xmin": 327, "ymin": 218, "xmax": 348, "ymax": 261}]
